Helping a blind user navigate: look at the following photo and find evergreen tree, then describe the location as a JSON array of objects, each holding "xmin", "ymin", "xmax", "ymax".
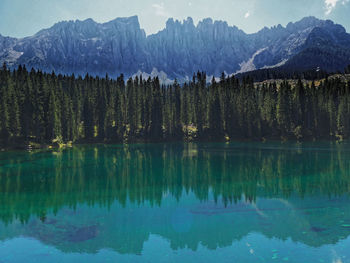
[
  {"xmin": 208, "ymin": 79, "xmax": 223, "ymax": 139},
  {"xmin": 1, "ymin": 65, "xmax": 350, "ymax": 147},
  {"xmin": 276, "ymin": 81, "xmax": 291, "ymax": 137},
  {"xmin": 47, "ymin": 89, "xmax": 62, "ymax": 140},
  {"xmin": 149, "ymin": 77, "xmax": 163, "ymax": 140}
]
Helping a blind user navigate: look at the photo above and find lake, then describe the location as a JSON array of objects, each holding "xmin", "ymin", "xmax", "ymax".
[{"xmin": 0, "ymin": 142, "xmax": 350, "ymax": 263}]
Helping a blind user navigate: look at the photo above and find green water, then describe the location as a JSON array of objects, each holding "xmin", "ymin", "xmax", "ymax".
[{"xmin": 1, "ymin": 142, "xmax": 350, "ymax": 262}]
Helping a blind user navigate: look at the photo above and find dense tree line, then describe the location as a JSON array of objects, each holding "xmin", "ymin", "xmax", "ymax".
[
  {"xmin": 236, "ymin": 67, "xmax": 331, "ymax": 82},
  {"xmin": 237, "ymin": 64, "xmax": 350, "ymax": 82},
  {"xmin": 1, "ymin": 64, "xmax": 350, "ymax": 147}
]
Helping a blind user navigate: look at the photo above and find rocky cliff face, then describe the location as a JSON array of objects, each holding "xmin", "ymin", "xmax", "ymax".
[
  {"xmin": 147, "ymin": 17, "xmax": 251, "ymax": 78},
  {"xmin": 10, "ymin": 16, "xmax": 150, "ymax": 76},
  {"xmin": 0, "ymin": 34, "xmax": 20, "ymax": 66},
  {"xmin": 252, "ymin": 17, "xmax": 350, "ymax": 71},
  {"xmin": 1, "ymin": 16, "xmax": 349, "ymax": 78}
]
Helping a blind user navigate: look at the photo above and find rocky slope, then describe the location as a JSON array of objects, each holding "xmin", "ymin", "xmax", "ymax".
[{"xmin": 0, "ymin": 16, "xmax": 349, "ymax": 79}]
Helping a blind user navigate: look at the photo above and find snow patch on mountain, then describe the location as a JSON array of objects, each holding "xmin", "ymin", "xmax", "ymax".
[
  {"xmin": 133, "ymin": 68, "xmax": 174, "ymax": 85},
  {"xmin": 235, "ymin": 48, "xmax": 267, "ymax": 74},
  {"xmin": 262, "ymin": 59, "xmax": 288, "ymax": 69}
]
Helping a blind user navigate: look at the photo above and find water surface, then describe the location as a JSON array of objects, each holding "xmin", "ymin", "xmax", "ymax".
[{"xmin": 1, "ymin": 142, "xmax": 350, "ymax": 262}]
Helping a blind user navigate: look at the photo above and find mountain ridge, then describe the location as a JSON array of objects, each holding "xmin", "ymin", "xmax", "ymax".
[{"xmin": 1, "ymin": 16, "xmax": 349, "ymax": 80}]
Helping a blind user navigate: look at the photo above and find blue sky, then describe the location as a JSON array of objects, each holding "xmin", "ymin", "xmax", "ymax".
[{"xmin": 1, "ymin": 0, "xmax": 350, "ymax": 37}]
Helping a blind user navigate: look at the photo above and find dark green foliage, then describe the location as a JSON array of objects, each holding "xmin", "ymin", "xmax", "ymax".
[
  {"xmin": 208, "ymin": 78, "xmax": 223, "ymax": 139},
  {"xmin": 0, "ymin": 65, "xmax": 350, "ymax": 147},
  {"xmin": 149, "ymin": 77, "xmax": 163, "ymax": 140},
  {"xmin": 236, "ymin": 67, "xmax": 330, "ymax": 82}
]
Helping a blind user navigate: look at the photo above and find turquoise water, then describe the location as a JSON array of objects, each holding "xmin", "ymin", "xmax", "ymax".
[{"xmin": 1, "ymin": 142, "xmax": 350, "ymax": 262}]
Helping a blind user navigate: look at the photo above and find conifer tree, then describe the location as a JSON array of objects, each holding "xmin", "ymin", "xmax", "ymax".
[{"xmin": 1, "ymin": 65, "xmax": 350, "ymax": 147}]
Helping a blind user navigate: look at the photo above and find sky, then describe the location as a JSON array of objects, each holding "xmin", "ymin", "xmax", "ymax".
[{"xmin": 0, "ymin": 0, "xmax": 350, "ymax": 38}]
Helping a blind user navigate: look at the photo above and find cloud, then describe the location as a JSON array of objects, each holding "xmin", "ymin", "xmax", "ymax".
[
  {"xmin": 152, "ymin": 3, "xmax": 170, "ymax": 17},
  {"xmin": 244, "ymin": 11, "xmax": 250, "ymax": 18},
  {"xmin": 325, "ymin": 0, "xmax": 338, "ymax": 15},
  {"xmin": 324, "ymin": 0, "xmax": 349, "ymax": 15}
]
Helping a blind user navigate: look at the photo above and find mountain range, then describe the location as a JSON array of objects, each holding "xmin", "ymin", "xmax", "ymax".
[{"xmin": 1, "ymin": 16, "xmax": 350, "ymax": 80}]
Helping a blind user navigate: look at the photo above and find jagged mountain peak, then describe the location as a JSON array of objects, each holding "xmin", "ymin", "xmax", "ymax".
[
  {"xmin": 165, "ymin": 17, "xmax": 196, "ymax": 30},
  {"xmin": 306, "ymin": 24, "xmax": 350, "ymax": 47},
  {"xmin": 285, "ymin": 16, "xmax": 345, "ymax": 33},
  {"xmin": 1, "ymin": 16, "xmax": 349, "ymax": 79},
  {"xmin": 289, "ymin": 16, "xmax": 321, "ymax": 26},
  {"xmin": 165, "ymin": 17, "xmax": 241, "ymax": 32},
  {"xmin": 104, "ymin": 15, "xmax": 141, "ymax": 28},
  {"xmin": 254, "ymin": 16, "xmax": 321, "ymax": 36},
  {"xmin": 37, "ymin": 16, "xmax": 142, "ymax": 36},
  {"xmin": 200, "ymin": 18, "xmax": 213, "ymax": 25},
  {"xmin": 35, "ymin": 18, "xmax": 98, "ymax": 38}
]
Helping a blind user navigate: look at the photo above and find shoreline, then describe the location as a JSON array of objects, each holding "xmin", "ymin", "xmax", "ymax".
[{"xmin": 0, "ymin": 137, "xmax": 344, "ymax": 152}]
